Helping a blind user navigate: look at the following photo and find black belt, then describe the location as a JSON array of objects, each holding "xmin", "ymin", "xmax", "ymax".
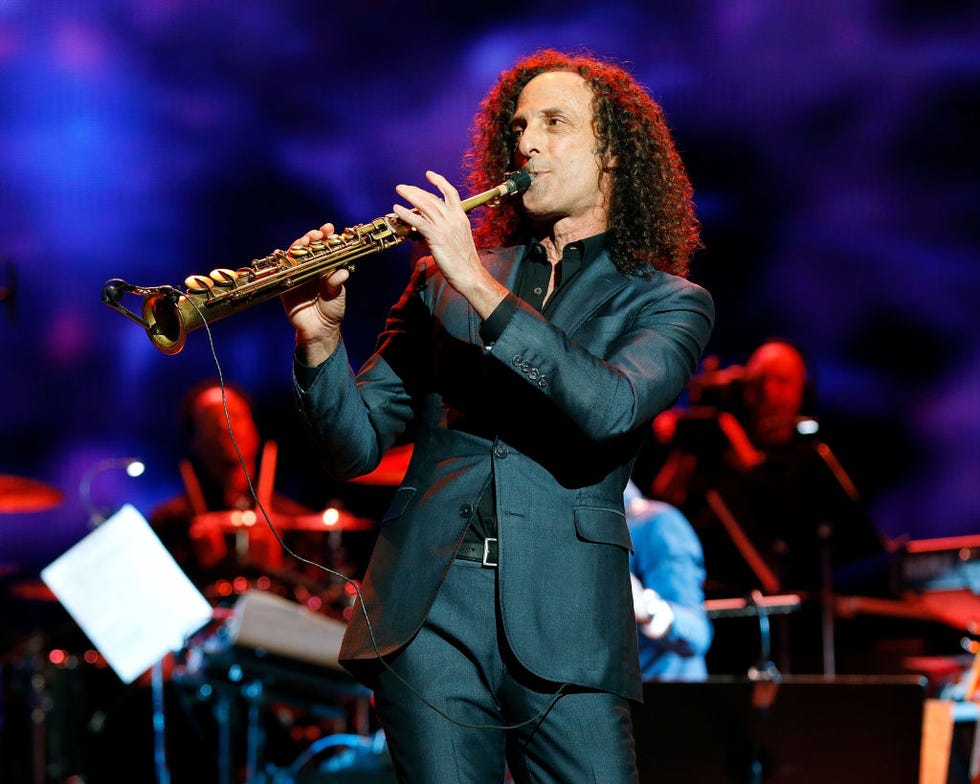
[{"xmin": 455, "ymin": 537, "xmax": 498, "ymax": 567}]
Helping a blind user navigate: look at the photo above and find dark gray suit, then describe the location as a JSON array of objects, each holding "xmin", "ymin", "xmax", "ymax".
[{"xmin": 294, "ymin": 244, "xmax": 713, "ymax": 777}]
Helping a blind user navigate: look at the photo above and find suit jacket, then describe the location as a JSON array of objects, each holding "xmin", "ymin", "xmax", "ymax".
[{"xmin": 294, "ymin": 245, "xmax": 714, "ymax": 701}]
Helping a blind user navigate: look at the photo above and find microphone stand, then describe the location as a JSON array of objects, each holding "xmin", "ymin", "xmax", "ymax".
[
  {"xmin": 79, "ymin": 456, "xmax": 146, "ymax": 527},
  {"xmin": 812, "ymin": 438, "xmax": 862, "ymax": 677},
  {"xmin": 152, "ymin": 658, "xmax": 171, "ymax": 784},
  {"xmin": 818, "ymin": 522, "xmax": 836, "ymax": 676}
]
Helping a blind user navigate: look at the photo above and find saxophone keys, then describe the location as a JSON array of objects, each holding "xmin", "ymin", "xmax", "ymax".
[
  {"xmin": 209, "ymin": 268, "xmax": 239, "ymax": 287},
  {"xmin": 185, "ymin": 274, "xmax": 215, "ymax": 294}
]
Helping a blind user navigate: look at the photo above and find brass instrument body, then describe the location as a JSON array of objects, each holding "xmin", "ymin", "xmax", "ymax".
[{"xmin": 102, "ymin": 171, "xmax": 532, "ymax": 354}]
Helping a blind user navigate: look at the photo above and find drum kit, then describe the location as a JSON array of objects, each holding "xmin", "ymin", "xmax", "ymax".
[
  {"xmin": 186, "ymin": 503, "xmax": 379, "ymax": 621},
  {"xmin": 0, "ymin": 452, "xmax": 412, "ymax": 783},
  {"xmin": 0, "ymin": 466, "xmax": 388, "ymax": 607},
  {"xmin": 0, "ymin": 441, "xmax": 412, "ymax": 602}
]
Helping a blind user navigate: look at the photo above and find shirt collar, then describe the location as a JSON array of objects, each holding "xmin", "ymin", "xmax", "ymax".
[{"xmin": 527, "ymin": 232, "xmax": 607, "ymax": 268}]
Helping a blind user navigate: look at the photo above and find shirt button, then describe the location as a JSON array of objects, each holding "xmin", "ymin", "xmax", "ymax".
[
  {"xmin": 532, "ymin": 287, "xmax": 543, "ymax": 295},
  {"xmin": 458, "ymin": 504, "xmax": 473, "ymax": 518},
  {"xmin": 493, "ymin": 444, "xmax": 508, "ymax": 459}
]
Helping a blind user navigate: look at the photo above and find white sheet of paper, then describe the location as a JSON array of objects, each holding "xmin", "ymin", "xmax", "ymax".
[{"xmin": 42, "ymin": 504, "xmax": 213, "ymax": 684}]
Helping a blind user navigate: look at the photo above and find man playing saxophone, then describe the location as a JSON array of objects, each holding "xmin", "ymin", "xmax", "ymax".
[{"xmin": 282, "ymin": 49, "xmax": 714, "ymax": 783}]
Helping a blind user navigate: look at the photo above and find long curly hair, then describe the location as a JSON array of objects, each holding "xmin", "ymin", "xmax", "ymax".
[{"xmin": 465, "ymin": 49, "xmax": 700, "ymax": 278}]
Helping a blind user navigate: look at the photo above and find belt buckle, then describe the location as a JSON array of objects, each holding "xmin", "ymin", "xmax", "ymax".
[{"xmin": 482, "ymin": 538, "xmax": 498, "ymax": 567}]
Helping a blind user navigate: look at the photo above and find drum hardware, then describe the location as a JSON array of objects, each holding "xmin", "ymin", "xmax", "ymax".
[
  {"xmin": 1, "ymin": 629, "xmax": 119, "ymax": 784},
  {"xmin": 188, "ymin": 502, "xmax": 375, "ymax": 580},
  {"xmin": 78, "ymin": 456, "xmax": 145, "ymax": 526},
  {"xmin": 192, "ymin": 508, "xmax": 376, "ymax": 535}
]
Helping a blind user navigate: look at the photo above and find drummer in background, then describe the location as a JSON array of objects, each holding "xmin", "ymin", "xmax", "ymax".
[{"xmin": 150, "ymin": 380, "xmax": 312, "ymax": 589}]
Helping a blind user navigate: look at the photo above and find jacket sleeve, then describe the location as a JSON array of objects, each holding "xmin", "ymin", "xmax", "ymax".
[
  {"xmin": 488, "ymin": 276, "xmax": 714, "ymax": 441},
  {"xmin": 291, "ymin": 263, "xmax": 429, "ymax": 480}
]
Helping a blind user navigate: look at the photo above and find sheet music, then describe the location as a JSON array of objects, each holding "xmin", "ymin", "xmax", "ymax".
[{"xmin": 41, "ymin": 504, "xmax": 213, "ymax": 684}]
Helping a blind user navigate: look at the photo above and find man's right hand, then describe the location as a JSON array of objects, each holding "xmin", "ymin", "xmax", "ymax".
[{"xmin": 280, "ymin": 223, "xmax": 350, "ymax": 366}]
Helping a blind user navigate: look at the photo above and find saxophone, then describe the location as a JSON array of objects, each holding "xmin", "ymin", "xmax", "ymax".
[{"xmin": 102, "ymin": 170, "xmax": 533, "ymax": 355}]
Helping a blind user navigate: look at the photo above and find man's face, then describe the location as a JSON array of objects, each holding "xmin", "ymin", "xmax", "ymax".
[
  {"xmin": 510, "ymin": 70, "xmax": 613, "ymax": 236},
  {"xmin": 190, "ymin": 387, "xmax": 259, "ymax": 478},
  {"xmin": 743, "ymin": 343, "xmax": 807, "ymax": 444}
]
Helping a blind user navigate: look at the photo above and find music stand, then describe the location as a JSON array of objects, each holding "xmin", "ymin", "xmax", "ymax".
[
  {"xmin": 706, "ymin": 592, "xmax": 801, "ymax": 682},
  {"xmin": 41, "ymin": 504, "xmax": 213, "ymax": 783}
]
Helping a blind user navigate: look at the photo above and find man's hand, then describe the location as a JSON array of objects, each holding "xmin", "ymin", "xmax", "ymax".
[
  {"xmin": 630, "ymin": 573, "xmax": 674, "ymax": 639},
  {"xmin": 280, "ymin": 222, "xmax": 350, "ymax": 366},
  {"xmin": 392, "ymin": 171, "xmax": 508, "ymax": 319}
]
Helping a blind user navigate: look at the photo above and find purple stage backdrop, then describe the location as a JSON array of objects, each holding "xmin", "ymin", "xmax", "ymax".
[{"xmin": 1, "ymin": 1, "xmax": 978, "ymax": 573}]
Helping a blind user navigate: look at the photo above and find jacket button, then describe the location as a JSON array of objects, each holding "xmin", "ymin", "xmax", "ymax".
[
  {"xmin": 493, "ymin": 444, "xmax": 508, "ymax": 459},
  {"xmin": 512, "ymin": 354, "xmax": 523, "ymax": 366},
  {"xmin": 458, "ymin": 504, "xmax": 473, "ymax": 518}
]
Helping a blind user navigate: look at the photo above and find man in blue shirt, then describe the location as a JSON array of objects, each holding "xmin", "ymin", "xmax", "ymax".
[{"xmin": 626, "ymin": 481, "xmax": 713, "ymax": 680}]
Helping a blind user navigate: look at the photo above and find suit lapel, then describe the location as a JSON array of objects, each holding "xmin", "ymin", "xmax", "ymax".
[{"xmin": 546, "ymin": 251, "xmax": 629, "ymax": 334}]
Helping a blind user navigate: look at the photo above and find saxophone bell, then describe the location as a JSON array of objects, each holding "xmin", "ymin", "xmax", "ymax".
[{"xmin": 101, "ymin": 279, "xmax": 181, "ymax": 341}]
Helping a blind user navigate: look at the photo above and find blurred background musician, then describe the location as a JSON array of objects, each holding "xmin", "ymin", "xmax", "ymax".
[
  {"xmin": 149, "ymin": 380, "xmax": 314, "ymax": 593},
  {"xmin": 625, "ymin": 481, "xmax": 713, "ymax": 681},
  {"xmin": 145, "ymin": 380, "xmax": 374, "ymax": 781},
  {"xmin": 647, "ymin": 339, "xmax": 889, "ymax": 673}
]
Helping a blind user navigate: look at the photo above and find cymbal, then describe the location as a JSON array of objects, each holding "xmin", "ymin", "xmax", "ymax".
[
  {"xmin": 0, "ymin": 474, "xmax": 64, "ymax": 513},
  {"xmin": 349, "ymin": 444, "xmax": 413, "ymax": 486},
  {"xmin": 190, "ymin": 509, "xmax": 283, "ymax": 534},
  {"xmin": 190, "ymin": 508, "xmax": 375, "ymax": 534},
  {"xmin": 287, "ymin": 509, "xmax": 375, "ymax": 532},
  {"xmin": 9, "ymin": 579, "xmax": 58, "ymax": 602}
]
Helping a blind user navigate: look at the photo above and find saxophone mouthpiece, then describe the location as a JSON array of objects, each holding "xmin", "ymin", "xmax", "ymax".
[{"xmin": 504, "ymin": 169, "xmax": 534, "ymax": 195}]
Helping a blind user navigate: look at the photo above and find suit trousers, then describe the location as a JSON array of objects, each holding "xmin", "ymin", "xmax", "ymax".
[{"xmin": 370, "ymin": 557, "xmax": 639, "ymax": 783}]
